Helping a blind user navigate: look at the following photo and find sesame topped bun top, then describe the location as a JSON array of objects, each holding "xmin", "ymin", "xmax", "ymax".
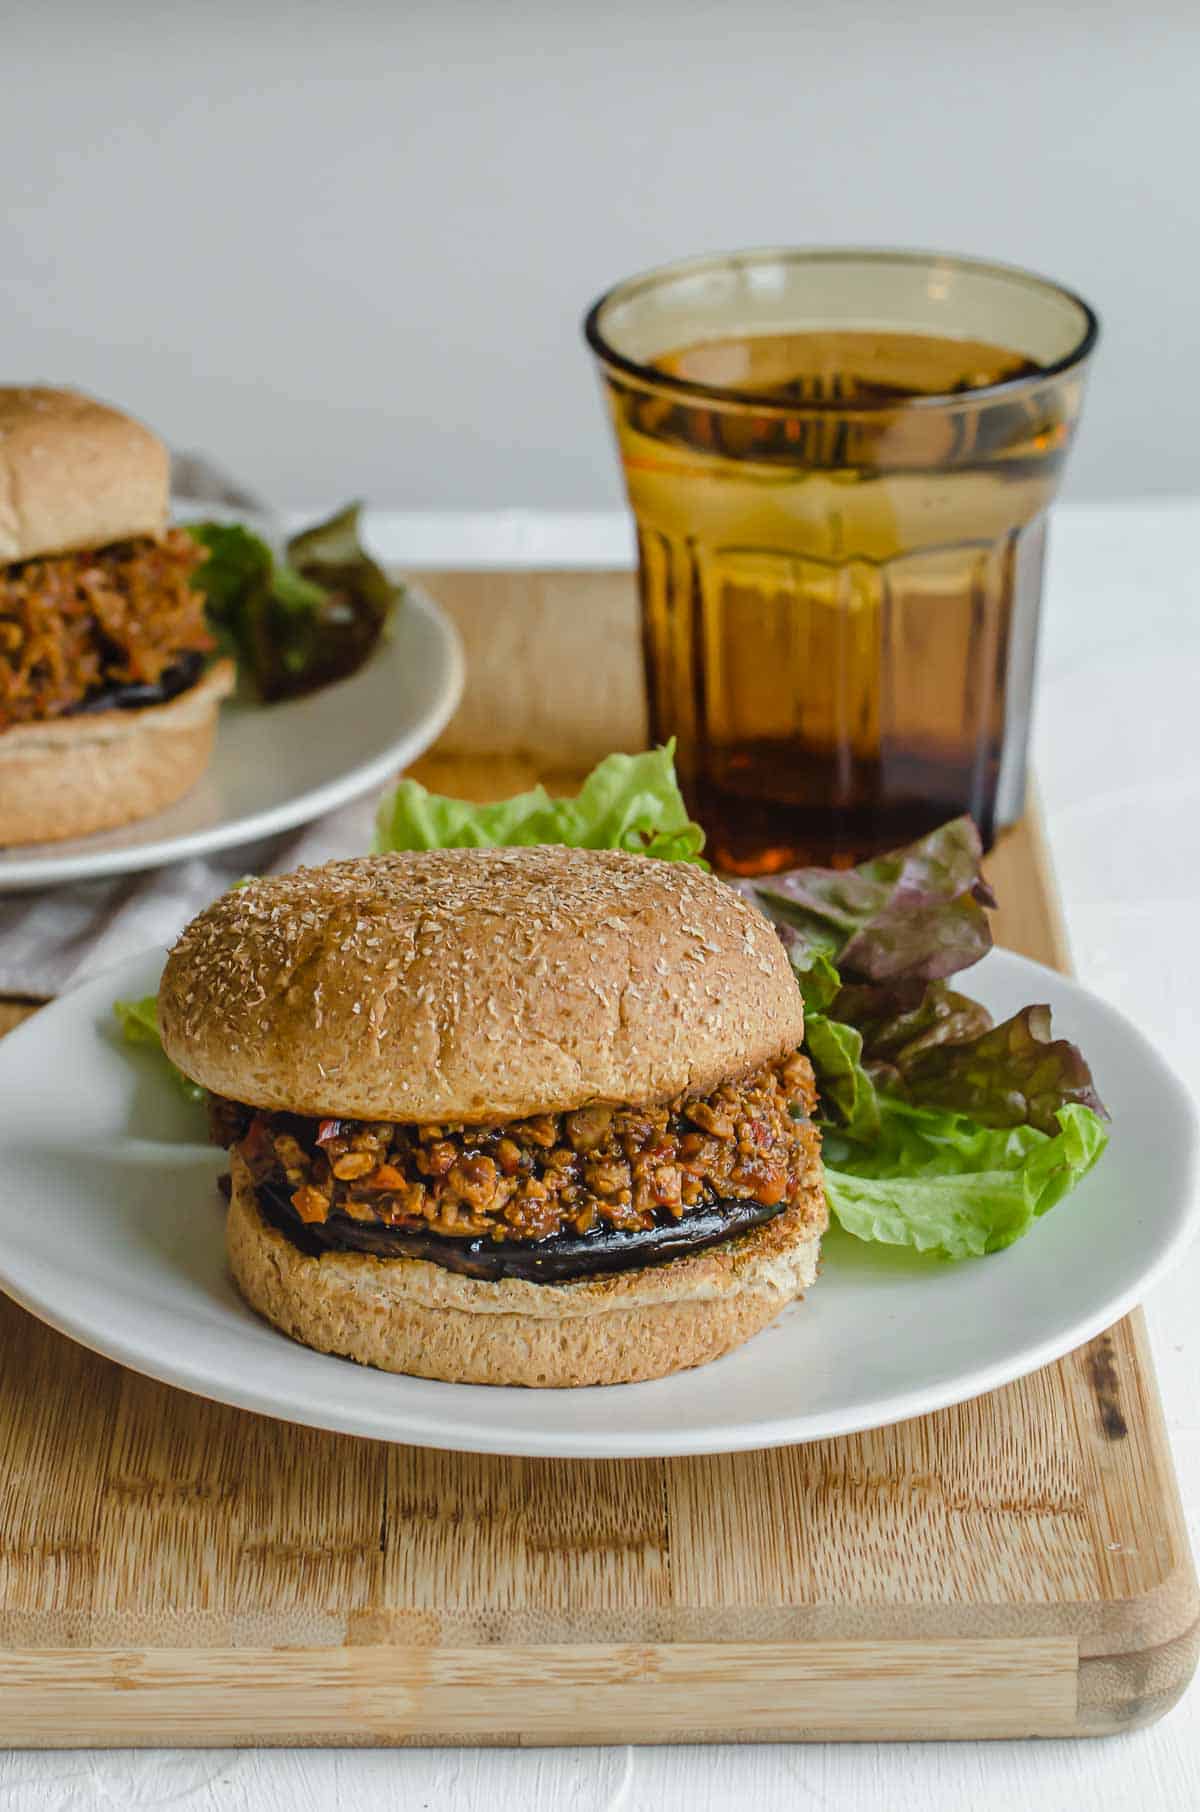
[{"xmin": 157, "ymin": 845, "xmax": 806, "ymax": 1123}]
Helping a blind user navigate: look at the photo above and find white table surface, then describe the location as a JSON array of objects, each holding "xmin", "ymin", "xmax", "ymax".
[{"xmin": 3, "ymin": 499, "xmax": 1198, "ymax": 1811}]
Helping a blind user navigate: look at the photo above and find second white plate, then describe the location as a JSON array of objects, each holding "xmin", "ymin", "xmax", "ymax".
[
  {"xmin": 0, "ymin": 582, "xmax": 463, "ymax": 890},
  {"xmin": 0, "ymin": 946, "xmax": 1193, "ymax": 1457}
]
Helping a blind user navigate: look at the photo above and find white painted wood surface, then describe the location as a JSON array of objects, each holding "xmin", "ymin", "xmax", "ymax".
[{"xmin": 2, "ymin": 499, "xmax": 1198, "ymax": 1808}]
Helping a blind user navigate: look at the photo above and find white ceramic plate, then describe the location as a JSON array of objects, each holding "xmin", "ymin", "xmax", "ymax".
[
  {"xmin": 0, "ymin": 948, "xmax": 1194, "ymax": 1458},
  {"xmin": 0, "ymin": 584, "xmax": 463, "ymax": 891}
]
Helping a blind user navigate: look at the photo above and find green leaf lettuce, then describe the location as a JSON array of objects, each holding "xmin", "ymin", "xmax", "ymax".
[
  {"xmin": 802, "ymin": 1015, "xmax": 881, "ymax": 1144},
  {"xmin": 374, "ymin": 743, "xmax": 707, "ymax": 865},
  {"xmin": 188, "ymin": 504, "xmax": 400, "ymax": 701},
  {"xmin": 821, "ymin": 1099, "xmax": 1109, "ymax": 1259},
  {"xmin": 113, "ymin": 995, "xmax": 204, "ymax": 1103}
]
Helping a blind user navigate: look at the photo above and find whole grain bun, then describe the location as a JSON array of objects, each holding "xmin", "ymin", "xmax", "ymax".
[
  {"xmin": 159, "ymin": 845, "xmax": 807, "ymax": 1121},
  {"xmin": 0, "ymin": 658, "xmax": 234, "ymax": 846},
  {"xmin": 226, "ymin": 1151, "xmax": 823, "ymax": 1387},
  {"xmin": 0, "ymin": 386, "xmax": 168, "ymax": 563}
]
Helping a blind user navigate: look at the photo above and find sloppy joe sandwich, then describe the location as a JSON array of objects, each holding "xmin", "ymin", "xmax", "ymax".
[
  {"xmin": 0, "ymin": 386, "xmax": 233, "ymax": 843},
  {"xmin": 157, "ymin": 845, "xmax": 827, "ymax": 1387}
]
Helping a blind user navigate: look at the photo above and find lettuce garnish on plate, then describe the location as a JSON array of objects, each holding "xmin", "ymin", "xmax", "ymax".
[
  {"xmin": 820, "ymin": 1098, "xmax": 1108, "ymax": 1260},
  {"xmin": 116, "ymin": 752, "xmax": 1108, "ymax": 1259},
  {"xmin": 738, "ymin": 816, "xmax": 1108, "ymax": 1254},
  {"xmin": 113, "ymin": 994, "xmax": 203, "ymax": 1102},
  {"xmin": 374, "ymin": 743, "xmax": 707, "ymax": 866},
  {"xmin": 187, "ymin": 503, "xmax": 402, "ymax": 702}
]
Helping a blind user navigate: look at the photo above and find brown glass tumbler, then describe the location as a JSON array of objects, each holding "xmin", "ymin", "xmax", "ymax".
[{"xmin": 585, "ymin": 248, "xmax": 1098, "ymax": 874}]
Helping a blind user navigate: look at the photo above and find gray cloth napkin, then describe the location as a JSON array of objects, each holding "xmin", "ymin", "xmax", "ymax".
[
  {"xmin": 0, "ymin": 800, "xmax": 380, "ymax": 1000},
  {"xmin": 0, "ymin": 796, "xmax": 379, "ymax": 999}
]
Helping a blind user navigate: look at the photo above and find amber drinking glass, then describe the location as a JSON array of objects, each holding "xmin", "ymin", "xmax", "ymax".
[{"xmin": 585, "ymin": 248, "xmax": 1098, "ymax": 873}]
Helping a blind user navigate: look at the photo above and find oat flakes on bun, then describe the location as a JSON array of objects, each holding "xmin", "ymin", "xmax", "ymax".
[{"xmin": 157, "ymin": 845, "xmax": 827, "ymax": 1387}]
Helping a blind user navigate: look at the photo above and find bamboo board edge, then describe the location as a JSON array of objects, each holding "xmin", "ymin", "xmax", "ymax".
[{"xmin": 0, "ymin": 1637, "xmax": 1079, "ymax": 1746}]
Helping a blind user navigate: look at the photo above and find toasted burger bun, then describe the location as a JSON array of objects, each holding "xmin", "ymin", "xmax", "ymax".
[
  {"xmin": 0, "ymin": 386, "xmax": 168, "ymax": 562},
  {"xmin": 227, "ymin": 1151, "xmax": 823, "ymax": 1388},
  {"xmin": 0, "ymin": 658, "xmax": 234, "ymax": 846},
  {"xmin": 158, "ymin": 845, "xmax": 808, "ymax": 1123}
]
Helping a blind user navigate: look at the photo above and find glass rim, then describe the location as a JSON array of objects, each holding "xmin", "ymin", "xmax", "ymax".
[{"xmin": 582, "ymin": 245, "xmax": 1100, "ymax": 414}]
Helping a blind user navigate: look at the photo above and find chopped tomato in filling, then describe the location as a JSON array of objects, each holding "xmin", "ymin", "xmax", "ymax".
[{"xmin": 217, "ymin": 1052, "xmax": 820, "ymax": 1245}]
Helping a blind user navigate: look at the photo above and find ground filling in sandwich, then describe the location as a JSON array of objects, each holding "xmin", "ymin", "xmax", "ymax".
[
  {"xmin": 0, "ymin": 529, "xmax": 213, "ymax": 728},
  {"xmin": 213, "ymin": 1053, "xmax": 825, "ymax": 1281}
]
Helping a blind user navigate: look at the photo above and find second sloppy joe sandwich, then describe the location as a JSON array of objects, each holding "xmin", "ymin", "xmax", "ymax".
[
  {"xmin": 157, "ymin": 845, "xmax": 827, "ymax": 1387},
  {"xmin": 0, "ymin": 386, "xmax": 234, "ymax": 843}
]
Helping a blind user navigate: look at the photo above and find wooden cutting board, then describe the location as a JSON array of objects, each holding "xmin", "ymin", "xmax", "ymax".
[{"xmin": 0, "ymin": 570, "xmax": 1195, "ymax": 1746}]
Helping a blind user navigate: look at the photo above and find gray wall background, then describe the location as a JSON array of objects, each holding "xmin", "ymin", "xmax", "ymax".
[{"xmin": 3, "ymin": 1, "xmax": 1194, "ymax": 510}]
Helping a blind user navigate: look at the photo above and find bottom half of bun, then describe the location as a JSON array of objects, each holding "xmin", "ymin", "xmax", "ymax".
[
  {"xmin": 226, "ymin": 1151, "xmax": 826, "ymax": 1388},
  {"xmin": 0, "ymin": 658, "xmax": 235, "ymax": 846}
]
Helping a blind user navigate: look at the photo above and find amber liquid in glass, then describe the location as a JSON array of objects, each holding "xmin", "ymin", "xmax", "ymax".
[{"xmin": 609, "ymin": 330, "xmax": 1074, "ymax": 873}]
